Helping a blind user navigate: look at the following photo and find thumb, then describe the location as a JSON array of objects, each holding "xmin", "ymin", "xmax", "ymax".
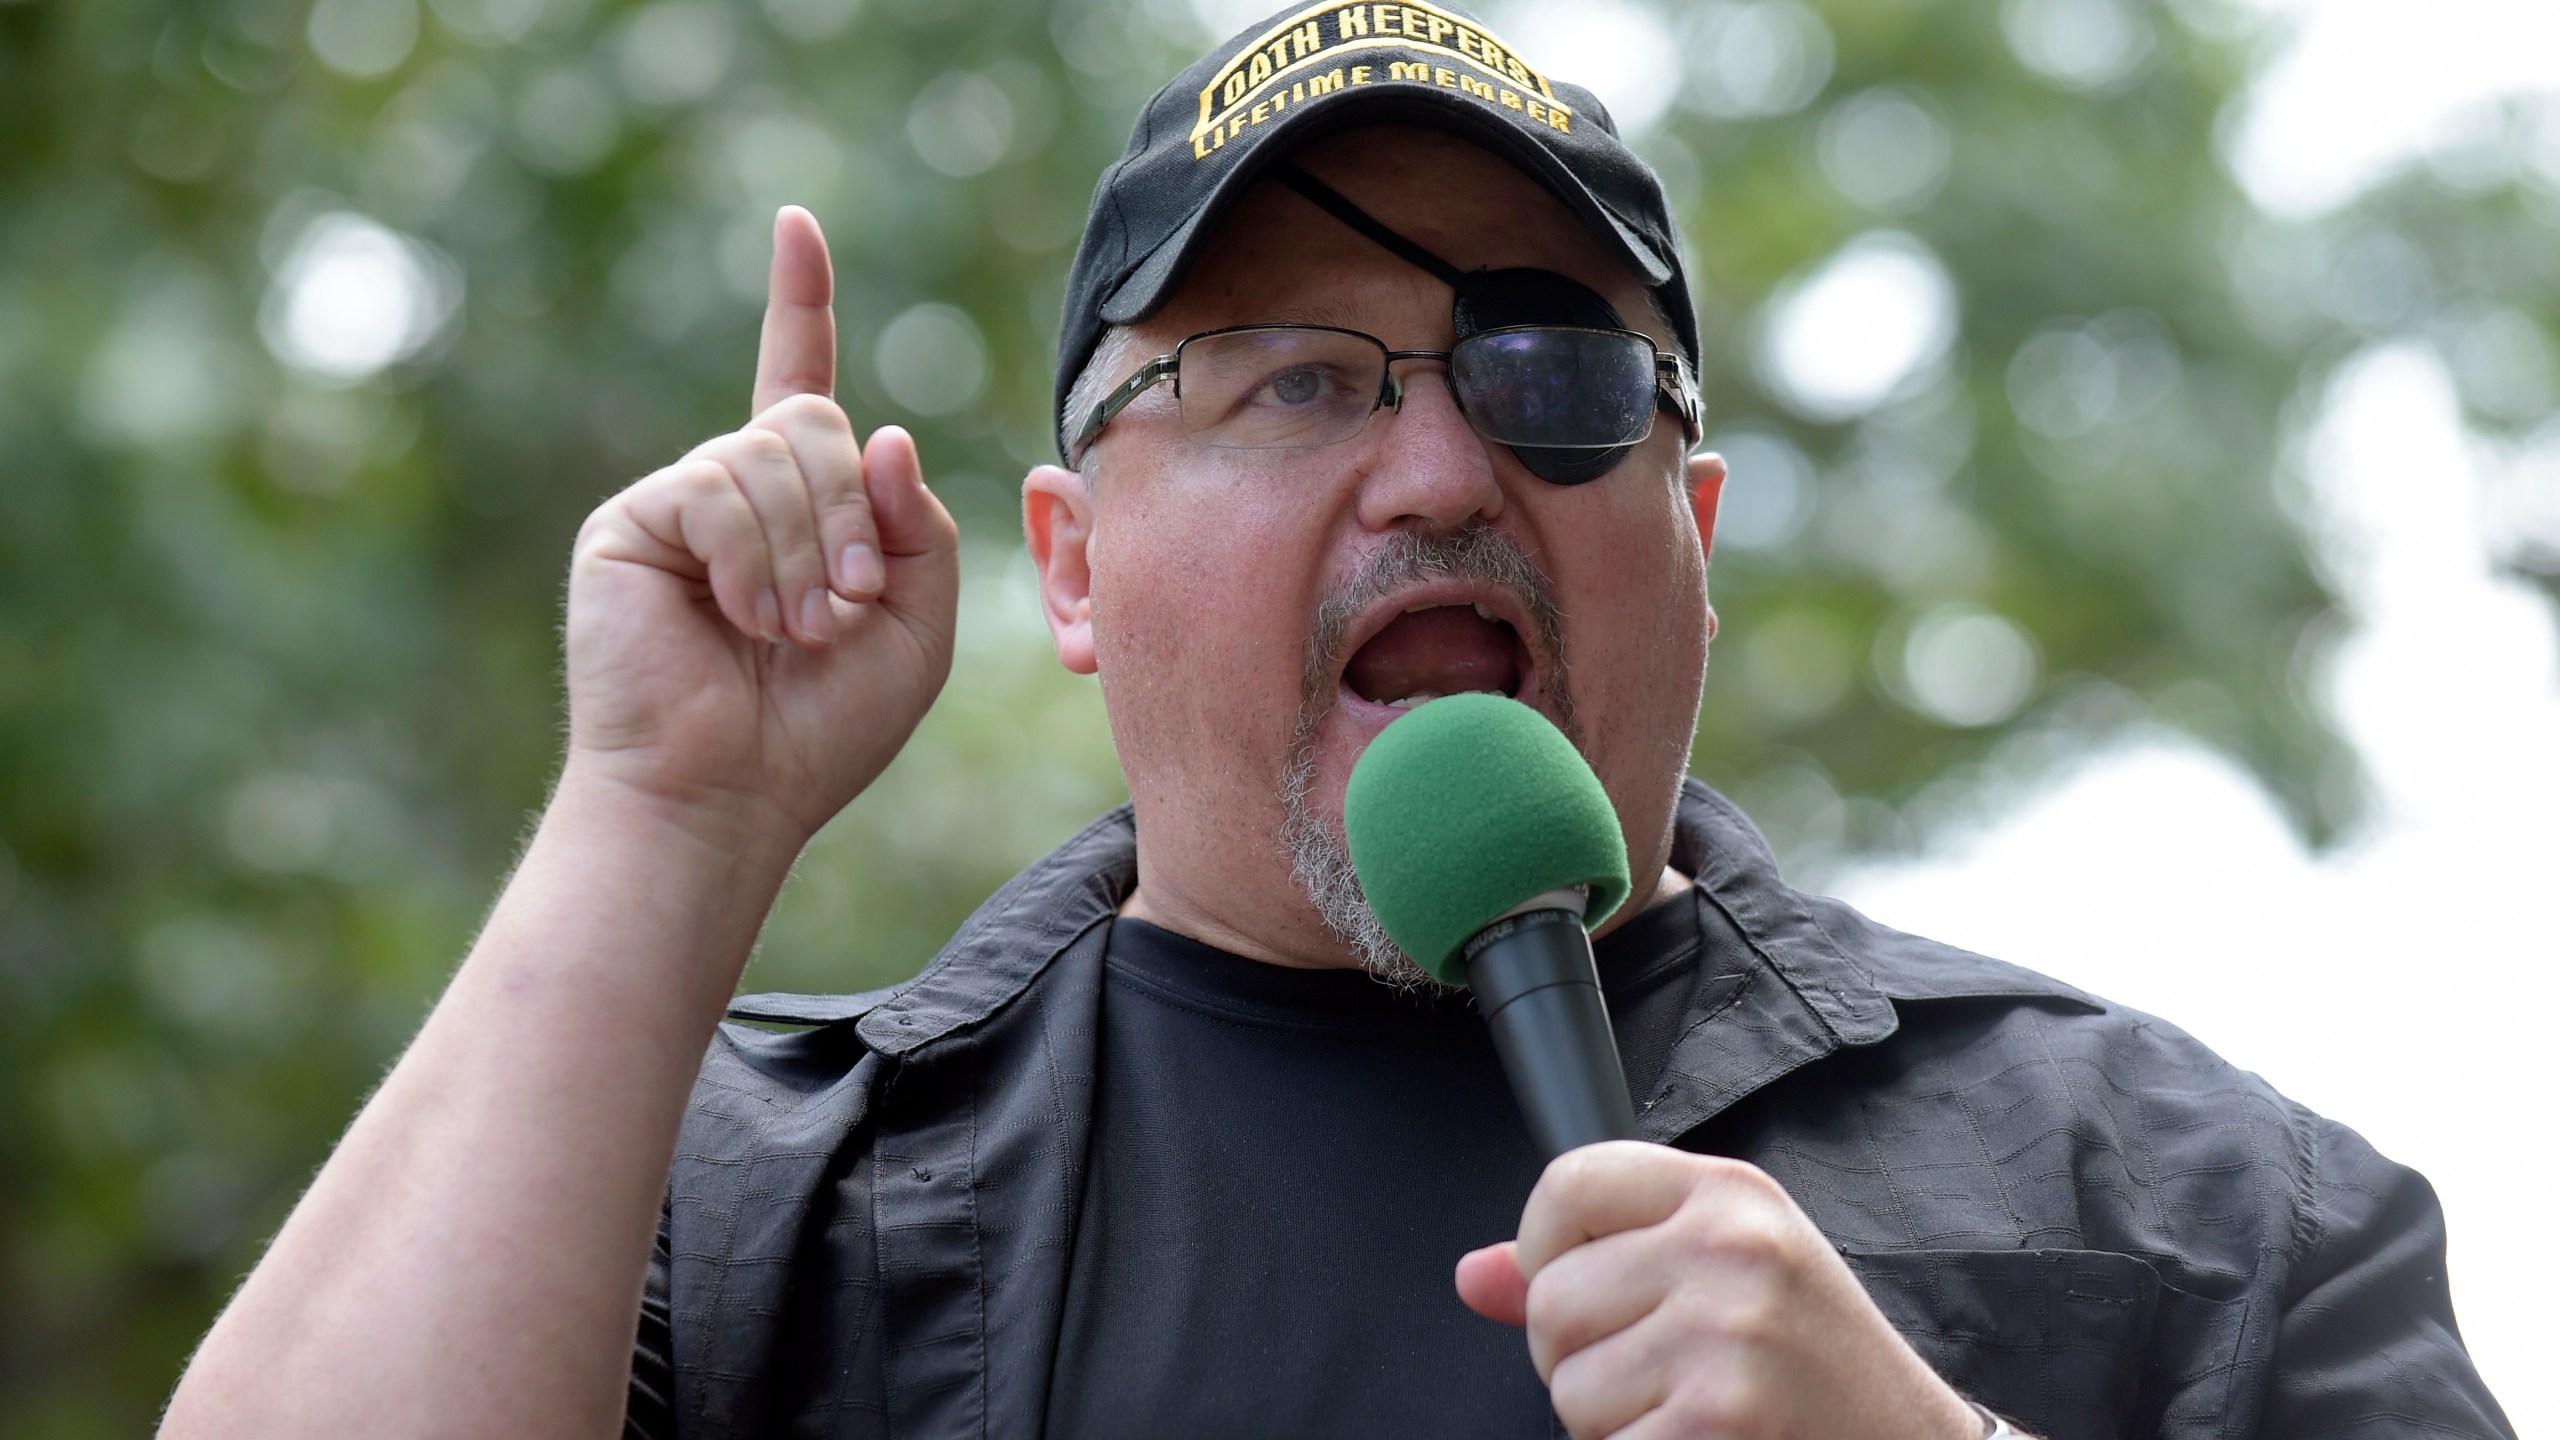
[
  {"xmin": 1455, "ymin": 1242, "xmax": 1529, "ymax": 1327},
  {"xmin": 861, "ymin": 425, "xmax": 959, "ymax": 609},
  {"xmin": 863, "ymin": 425, "xmax": 955, "ymax": 558}
]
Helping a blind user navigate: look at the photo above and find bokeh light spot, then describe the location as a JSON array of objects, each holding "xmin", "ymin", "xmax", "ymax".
[
  {"xmin": 259, "ymin": 211, "xmax": 462, "ymax": 384},
  {"xmin": 308, "ymin": 0, "xmax": 422, "ymax": 80},
  {"xmin": 1759, "ymin": 231, "xmax": 1958, "ymax": 423},
  {"xmin": 1487, "ymin": 0, "xmax": 1682, "ymax": 140},
  {"xmin": 2001, "ymin": 0, "xmax": 2155, "ymax": 93},
  {"xmin": 426, "ymin": 0, "xmax": 551, "ymax": 47},
  {"xmin": 1816, "ymin": 87, "xmax": 1951, "ymax": 215},
  {"xmin": 909, "ymin": 71, "xmax": 1016, "ymax": 178},
  {"xmin": 875, "ymin": 303, "xmax": 989, "ymax": 417},
  {"xmin": 616, "ymin": 0, "xmax": 735, "ymax": 107},
  {"xmin": 1678, "ymin": 0, "xmax": 1834, "ymax": 121},
  {"xmin": 2444, "ymin": 307, "xmax": 2557, "ymax": 424},
  {"xmin": 2007, "ymin": 309, "xmax": 2182, "ymax": 442},
  {"xmin": 1887, "ymin": 604, "xmax": 2042, "ymax": 727}
]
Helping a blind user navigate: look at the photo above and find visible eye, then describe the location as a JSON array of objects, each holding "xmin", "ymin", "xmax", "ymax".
[{"xmin": 1258, "ymin": 367, "xmax": 1327, "ymax": 407}]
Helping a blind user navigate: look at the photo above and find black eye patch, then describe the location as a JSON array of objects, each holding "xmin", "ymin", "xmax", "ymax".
[
  {"xmin": 1269, "ymin": 162, "xmax": 1648, "ymax": 484},
  {"xmin": 1450, "ymin": 268, "xmax": 1635, "ymax": 485}
]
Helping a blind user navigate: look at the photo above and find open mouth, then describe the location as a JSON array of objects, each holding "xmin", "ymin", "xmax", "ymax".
[{"xmin": 1339, "ymin": 594, "xmax": 1535, "ymax": 711}]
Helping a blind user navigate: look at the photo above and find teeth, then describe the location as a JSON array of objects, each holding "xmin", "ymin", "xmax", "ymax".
[
  {"xmin": 1386, "ymin": 690, "xmax": 1441, "ymax": 710},
  {"xmin": 1404, "ymin": 603, "xmax": 1435, "ymax": 614},
  {"xmin": 1473, "ymin": 603, "xmax": 1495, "ymax": 621}
]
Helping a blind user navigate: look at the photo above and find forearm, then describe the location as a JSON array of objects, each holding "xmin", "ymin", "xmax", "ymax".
[{"xmin": 164, "ymin": 770, "xmax": 801, "ymax": 1439}]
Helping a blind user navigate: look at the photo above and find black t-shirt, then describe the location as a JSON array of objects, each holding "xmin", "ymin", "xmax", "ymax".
[{"xmin": 1043, "ymin": 895, "xmax": 1703, "ymax": 1438}]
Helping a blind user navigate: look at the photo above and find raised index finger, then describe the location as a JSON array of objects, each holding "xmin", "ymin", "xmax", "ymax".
[{"xmin": 752, "ymin": 205, "xmax": 836, "ymax": 417}]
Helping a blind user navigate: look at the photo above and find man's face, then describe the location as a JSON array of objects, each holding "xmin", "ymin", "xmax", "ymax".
[{"xmin": 1027, "ymin": 125, "xmax": 1718, "ymax": 973}]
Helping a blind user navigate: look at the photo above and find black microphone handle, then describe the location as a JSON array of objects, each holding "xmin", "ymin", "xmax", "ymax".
[{"xmin": 1462, "ymin": 907, "xmax": 1639, "ymax": 1160}]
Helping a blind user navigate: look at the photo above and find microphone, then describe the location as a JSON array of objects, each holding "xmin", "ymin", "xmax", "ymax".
[{"xmin": 1343, "ymin": 694, "xmax": 1640, "ymax": 1160}]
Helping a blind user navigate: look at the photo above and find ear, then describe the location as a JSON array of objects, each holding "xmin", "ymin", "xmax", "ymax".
[
  {"xmin": 1686, "ymin": 451, "xmax": 1726, "ymax": 559},
  {"xmin": 1687, "ymin": 451, "xmax": 1726, "ymax": 644},
  {"xmin": 1022, "ymin": 464, "xmax": 1098, "ymax": 675}
]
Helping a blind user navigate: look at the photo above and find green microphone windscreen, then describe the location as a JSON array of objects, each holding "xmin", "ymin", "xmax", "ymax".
[{"xmin": 1343, "ymin": 694, "xmax": 1630, "ymax": 985}]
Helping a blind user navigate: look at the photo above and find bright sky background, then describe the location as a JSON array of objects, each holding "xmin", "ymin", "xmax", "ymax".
[{"xmin": 1816, "ymin": 0, "xmax": 2559, "ymax": 1430}]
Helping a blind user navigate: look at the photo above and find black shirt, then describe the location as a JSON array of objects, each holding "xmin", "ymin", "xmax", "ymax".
[
  {"xmin": 1043, "ymin": 899, "xmax": 1703, "ymax": 1438},
  {"xmin": 630, "ymin": 784, "xmax": 2515, "ymax": 1439}
]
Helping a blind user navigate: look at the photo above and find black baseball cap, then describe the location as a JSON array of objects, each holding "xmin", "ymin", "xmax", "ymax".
[{"xmin": 1052, "ymin": 0, "xmax": 1698, "ymax": 461}]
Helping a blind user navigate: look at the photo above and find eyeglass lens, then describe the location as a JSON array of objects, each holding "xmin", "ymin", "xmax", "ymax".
[
  {"xmin": 1450, "ymin": 328, "xmax": 1657, "ymax": 449},
  {"xmin": 1172, "ymin": 326, "xmax": 1662, "ymax": 452},
  {"xmin": 1176, "ymin": 328, "xmax": 1387, "ymax": 450}
]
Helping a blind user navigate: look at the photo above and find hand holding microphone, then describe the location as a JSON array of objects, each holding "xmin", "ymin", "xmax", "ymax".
[{"xmin": 1346, "ymin": 696, "xmax": 1996, "ymax": 1440}]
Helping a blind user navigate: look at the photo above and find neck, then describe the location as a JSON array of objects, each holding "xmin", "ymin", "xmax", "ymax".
[{"xmin": 1119, "ymin": 863, "xmax": 1693, "ymax": 970}]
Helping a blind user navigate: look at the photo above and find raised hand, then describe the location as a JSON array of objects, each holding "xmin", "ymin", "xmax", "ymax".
[
  {"xmin": 563, "ymin": 206, "xmax": 961, "ymax": 846},
  {"xmin": 163, "ymin": 211, "xmax": 966, "ymax": 1440}
]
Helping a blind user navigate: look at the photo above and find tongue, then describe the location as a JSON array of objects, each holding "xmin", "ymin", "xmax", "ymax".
[{"xmin": 1343, "ymin": 606, "xmax": 1521, "ymax": 705}]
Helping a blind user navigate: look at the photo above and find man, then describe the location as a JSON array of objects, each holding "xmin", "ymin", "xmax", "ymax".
[{"xmin": 165, "ymin": 5, "xmax": 2512, "ymax": 1438}]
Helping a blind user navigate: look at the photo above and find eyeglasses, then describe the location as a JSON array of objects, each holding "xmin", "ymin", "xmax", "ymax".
[{"xmin": 1069, "ymin": 323, "xmax": 1702, "ymax": 464}]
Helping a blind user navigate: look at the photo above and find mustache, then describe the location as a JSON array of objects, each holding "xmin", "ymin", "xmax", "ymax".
[{"xmin": 1295, "ymin": 521, "xmax": 1575, "ymax": 736}]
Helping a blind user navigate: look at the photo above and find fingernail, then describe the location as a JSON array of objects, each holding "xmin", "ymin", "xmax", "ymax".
[
  {"xmin": 840, "ymin": 542, "xmax": 885, "ymax": 596},
  {"xmin": 799, "ymin": 587, "xmax": 836, "ymax": 642},
  {"xmin": 755, "ymin": 589, "xmax": 785, "ymax": 644}
]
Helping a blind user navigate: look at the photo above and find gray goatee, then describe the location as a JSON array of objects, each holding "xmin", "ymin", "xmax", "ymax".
[{"xmin": 1278, "ymin": 522, "xmax": 1576, "ymax": 990}]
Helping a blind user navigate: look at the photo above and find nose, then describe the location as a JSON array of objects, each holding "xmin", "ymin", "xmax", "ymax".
[{"xmin": 1352, "ymin": 360, "xmax": 1506, "ymax": 535}]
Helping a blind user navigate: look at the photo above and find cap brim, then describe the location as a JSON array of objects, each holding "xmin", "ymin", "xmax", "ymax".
[{"xmin": 1099, "ymin": 85, "xmax": 1674, "ymax": 328}]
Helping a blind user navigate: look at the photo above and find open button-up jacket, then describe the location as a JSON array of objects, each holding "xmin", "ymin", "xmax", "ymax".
[{"xmin": 627, "ymin": 779, "xmax": 2512, "ymax": 1439}]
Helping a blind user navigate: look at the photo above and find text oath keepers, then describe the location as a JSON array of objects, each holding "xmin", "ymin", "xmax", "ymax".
[{"xmin": 1191, "ymin": 2, "xmax": 1578, "ymax": 159}]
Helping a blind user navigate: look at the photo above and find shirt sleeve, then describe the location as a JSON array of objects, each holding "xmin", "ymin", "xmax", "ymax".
[
  {"xmin": 2263, "ymin": 1113, "xmax": 2516, "ymax": 1437},
  {"xmin": 623, "ymin": 1204, "xmax": 677, "ymax": 1440}
]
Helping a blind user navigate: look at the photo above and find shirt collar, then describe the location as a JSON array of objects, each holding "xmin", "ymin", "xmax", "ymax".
[{"xmin": 729, "ymin": 776, "xmax": 2098, "ymax": 1060}]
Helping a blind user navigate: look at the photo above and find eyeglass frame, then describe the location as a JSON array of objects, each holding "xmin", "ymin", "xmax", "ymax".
[{"xmin": 1067, "ymin": 321, "xmax": 1704, "ymax": 466}]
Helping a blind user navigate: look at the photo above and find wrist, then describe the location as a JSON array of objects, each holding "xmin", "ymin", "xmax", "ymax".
[
  {"xmin": 549, "ymin": 756, "xmax": 814, "ymax": 882},
  {"xmin": 475, "ymin": 765, "xmax": 808, "ymax": 1026}
]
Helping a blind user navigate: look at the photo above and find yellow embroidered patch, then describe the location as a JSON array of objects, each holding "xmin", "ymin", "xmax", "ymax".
[{"xmin": 1188, "ymin": 2, "xmax": 1573, "ymax": 160}]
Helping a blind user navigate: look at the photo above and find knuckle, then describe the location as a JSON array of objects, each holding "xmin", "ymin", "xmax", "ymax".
[
  {"xmin": 737, "ymin": 428, "xmax": 795, "ymax": 466},
  {"xmin": 1664, "ymin": 1376, "xmax": 1752, "ymax": 1435},
  {"xmin": 1714, "ymin": 1156, "xmax": 1788, "ymax": 1202},
  {"xmin": 1522, "ymin": 1258, "xmax": 1602, "ymax": 1331},
  {"xmin": 815, "ymin": 487, "xmax": 875, "ymax": 524},
  {"xmin": 772, "ymin": 531, "xmax": 824, "ymax": 571},
  {"xmin": 1681, "ymin": 1271, "xmax": 1780, "ymax": 1351},
  {"xmin": 1700, "ymin": 1211, "xmax": 1796, "ymax": 1278},
  {"xmin": 1542, "ymin": 1145, "xmax": 1610, "ymax": 1199},
  {"xmin": 671, "ymin": 458, "xmax": 734, "ymax": 503},
  {"xmin": 1544, "ymin": 1362, "xmax": 1605, "ymax": 1438},
  {"xmin": 1683, "ymin": 1176, "xmax": 1803, "ymax": 1256},
  {"xmin": 1730, "ymin": 1280, "xmax": 1788, "ymax": 1344},
  {"xmin": 1522, "ymin": 1274, "xmax": 1570, "ymax": 1341},
  {"xmin": 773, "ymin": 391, "xmax": 850, "ymax": 432}
]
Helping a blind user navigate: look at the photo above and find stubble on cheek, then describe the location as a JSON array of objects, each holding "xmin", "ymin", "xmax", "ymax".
[
  {"xmin": 1091, "ymin": 532, "xmax": 1311, "ymax": 865},
  {"xmin": 1551, "ymin": 490, "xmax": 1712, "ymax": 878}
]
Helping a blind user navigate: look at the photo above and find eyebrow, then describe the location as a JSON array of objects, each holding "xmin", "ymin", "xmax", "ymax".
[{"xmin": 1254, "ymin": 298, "xmax": 1371, "ymax": 331}]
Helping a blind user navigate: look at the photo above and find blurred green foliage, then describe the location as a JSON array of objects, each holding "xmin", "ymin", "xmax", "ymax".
[{"xmin": 0, "ymin": 0, "xmax": 2553, "ymax": 1431}]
